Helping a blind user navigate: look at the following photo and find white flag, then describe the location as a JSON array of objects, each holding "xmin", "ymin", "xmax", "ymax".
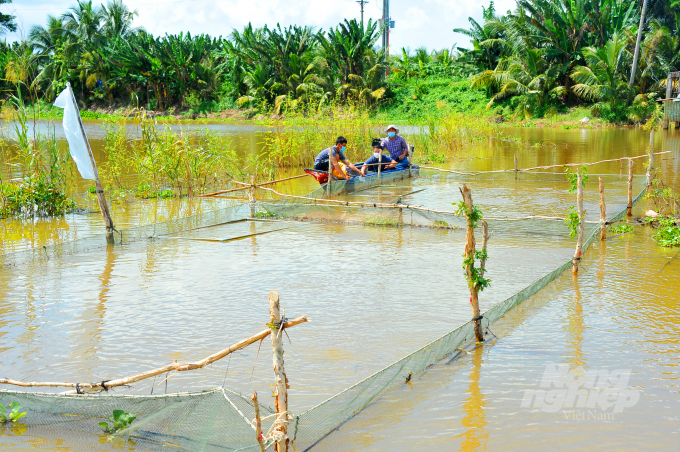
[{"xmin": 53, "ymin": 85, "xmax": 96, "ymax": 180}]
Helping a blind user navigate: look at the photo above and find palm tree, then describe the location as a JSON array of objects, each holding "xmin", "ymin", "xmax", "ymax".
[
  {"xmin": 473, "ymin": 48, "xmax": 559, "ymax": 116},
  {"xmin": 28, "ymin": 15, "xmax": 65, "ymax": 55},
  {"xmin": 453, "ymin": 1, "xmax": 508, "ymax": 71},
  {"xmin": 571, "ymin": 32, "xmax": 631, "ymax": 111},
  {"xmin": 61, "ymin": 0, "xmax": 104, "ymax": 44},
  {"xmin": 101, "ymin": 0, "xmax": 143, "ymax": 39}
]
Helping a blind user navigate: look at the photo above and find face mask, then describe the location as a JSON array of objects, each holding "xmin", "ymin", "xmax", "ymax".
[
  {"xmin": 388, "ymin": 132, "xmax": 396, "ymax": 138},
  {"xmin": 374, "ymin": 151, "xmax": 381, "ymax": 158},
  {"xmin": 338, "ymin": 145, "xmax": 346, "ymax": 152}
]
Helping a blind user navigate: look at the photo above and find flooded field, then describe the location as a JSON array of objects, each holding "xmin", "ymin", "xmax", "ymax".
[{"xmin": 1, "ymin": 120, "xmax": 679, "ymax": 450}]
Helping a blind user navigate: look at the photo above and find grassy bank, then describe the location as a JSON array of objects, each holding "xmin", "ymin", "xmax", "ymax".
[{"xmin": 2, "ymin": 76, "xmax": 646, "ymax": 129}]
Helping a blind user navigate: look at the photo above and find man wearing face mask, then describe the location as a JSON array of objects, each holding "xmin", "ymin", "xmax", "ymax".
[
  {"xmin": 360, "ymin": 138, "xmax": 397, "ymax": 176},
  {"xmin": 381, "ymin": 124, "xmax": 410, "ymax": 167},
  {"xmin": 313, "ymin": 136, "xmax": 361, "ymax": 180}
]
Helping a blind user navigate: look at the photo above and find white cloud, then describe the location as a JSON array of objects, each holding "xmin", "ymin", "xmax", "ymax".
[{"xmin": 5, "ymin": 0, "xmax": 520, "ymax": 50}]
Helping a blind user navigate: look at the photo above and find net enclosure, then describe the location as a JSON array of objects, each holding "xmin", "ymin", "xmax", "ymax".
[{"xmin": 0, "ymin": 168, "xmax": 647, "ymax": 451}]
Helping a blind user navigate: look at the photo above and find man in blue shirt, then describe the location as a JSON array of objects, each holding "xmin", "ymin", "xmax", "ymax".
[
  {"xmin": 313, "ymin": 136, "xmax": 361, "ymax": 180},
  {"xmin": 360, "ymin": 138, "xmax": 397, "ymax": 176},
  {"xmin": 381, "ymin": 124, "xmax": 410, "ymax": 168}
]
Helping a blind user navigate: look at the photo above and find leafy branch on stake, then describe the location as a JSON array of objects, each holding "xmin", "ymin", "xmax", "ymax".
[
  {"xmin": 455, "ymin": 184, "xmax": 491, "ymax": 343},
  {"xmin": 454, "ymin": 200, "xmax": 491, "ymax": 291},
  {"xmin": 564, "ymin": 166, "xmax": 588, "ymax": 239}
]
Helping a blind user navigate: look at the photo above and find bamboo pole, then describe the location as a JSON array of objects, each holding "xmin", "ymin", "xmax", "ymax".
[
  {"xmin": 460, "ymin": 184, "xmax": 484, "ymax": 343},
  {"xmin": 599, "ymin": 177, "xmax": 606, "ymax": 241},
  {"xmin": 647, "ymin": 130, "xmax": 654, "ymax": 190},
  {"xmin": 628, "ymin": 159, "xmax": 635, "ymax": 216},
  {"xmin": 480, "ymin": 220, "xmax": 489, "ymax": 278},
  {"xmin": 67, "ymin": 82, "xmax": 115, "ymax": 245},
  {"xmin": 198, "ymin": 174, "xmax": 310, "ymax": 198},
  {"xmin": 514, "ymin": 154, "xmax": 518, "ymax": 180},
  {"xmin": 377, "ymin": 152, "xmax": 382, "ymax": 183},
  {"xmin": 252, "ymin": 391, "xmax": 266, "ymax": 452},
  {"xmin": 0, "ymin": 316, "xmax": 308, "ymax": 391},
  {"xmin": 572, "ymin": 170, "xmax": 584, "ymax": 275},
  {"xmin": 269, "ymin": 290, "xmax": 289, "ymax": 452}
]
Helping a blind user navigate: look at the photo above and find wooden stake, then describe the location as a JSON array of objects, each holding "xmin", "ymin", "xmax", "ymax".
[
  {"xmin": 647, "ymin": 130, "xmax": 654, "ymax": 190},
  {"xmin": 252, "ymin": 391, "xmax": 266, "ymax": 452},
  {"xmin": 599, "ymin": 177, "xmax": 606, "ymax": 241},
  {"xmin": 572, "ymin": 170, "xmax": 584, "ymax": 275},
  {"xmin": 627, "ymin": 159, "xmax": 635, "ymax": 216},
  {"xmin": 460, "ymin": 184, "xmax": 484, "ymax": 343},
  {"xmin": 269, "ymin": 290, "xmax": 289, "ymax": 452},
  {"xmin": 480, "ymin": 220, "xmax": 489, "ymax": 278},
  {"xmin": 514, "ymin": 154, "xmax": 518, "ymax": 179},
  {"xmin": 67, "ymin": 82, "xmax": 115, "ymax": 245},
  {"xmin": 377, "ymin": 152, "xmax": 382, "ymax": 183},
  {"xmin": 250, "ymin": 174, "xmax": 256, "ymax": 218},
  {"xmin": 327, "ymin": 154, "xmax": 333, "ymax": 199},
  {"xmin": 0, "ymin": 316, "xmax": 308, "ymax": 391}
]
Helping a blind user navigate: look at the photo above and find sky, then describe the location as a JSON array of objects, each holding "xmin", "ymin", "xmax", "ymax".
[{"xmin": 5, "ymin": 0, "xmax": 517, "ymax": 53}]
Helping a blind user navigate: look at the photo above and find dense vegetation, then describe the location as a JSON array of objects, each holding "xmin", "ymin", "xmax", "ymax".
[{"xmin": 5, "ymin": 0, "xmax": 678, "ymax": 123}]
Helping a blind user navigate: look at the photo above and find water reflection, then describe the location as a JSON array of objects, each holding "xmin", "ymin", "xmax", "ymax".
[
  {"xmin": 456, "ymin": 345, "xmax": 488, "ymax": 452},
  {"xmin": 568, "ymin": 273, "xmax": 585, "ymax": 369}
]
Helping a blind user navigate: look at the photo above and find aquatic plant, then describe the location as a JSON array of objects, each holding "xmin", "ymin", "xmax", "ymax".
[
  {"xmin": 610, "ymin": 223, "xmax": 634, "ymax": 234},
  {"xmin": 652, "ymin": 221, "xmax": 680, "ymax": 247},
  {"xmin": 99, "ymin": 409, "xmax": 137, "ymax": 434},
  {"xmin": 0, "ymin": 93, "xmax": 76, "ymax": 218},
  {"xmin": 363, "ymin": 216, "xmax": 399, "ymax": 227},
  {"xmin": 0, "ymin": 402, "xmax": 27, "ymax": 423}
]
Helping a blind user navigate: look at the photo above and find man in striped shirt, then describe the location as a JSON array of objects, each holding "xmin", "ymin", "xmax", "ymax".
[{"xmin": 381, "ymin": 124, "xmax": 410, "ymax": 168}]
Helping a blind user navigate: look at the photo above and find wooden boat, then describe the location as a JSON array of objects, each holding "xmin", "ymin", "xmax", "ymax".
[{"xmin": 304, "ymin": 164, "xmax": 419, "ymax": 194}]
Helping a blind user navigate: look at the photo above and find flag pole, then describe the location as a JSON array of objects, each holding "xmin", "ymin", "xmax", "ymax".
[{"xmin": 66, "ymin": 82, "xmax": 115, "ymax": 245}]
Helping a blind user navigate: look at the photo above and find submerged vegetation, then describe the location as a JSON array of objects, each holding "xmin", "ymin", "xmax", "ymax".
[{"xmin": 0, "ymin": 94, "xmax": 76, "ymax": 218}]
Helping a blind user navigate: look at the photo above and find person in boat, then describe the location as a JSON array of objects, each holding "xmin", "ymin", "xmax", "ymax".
[
  {"xmin": 313, "ymin": 136, "xmax": 361, "ymax": 180},
  {"xmin": 381, "ymin": 124, "xmax": 410, "ymax": 168},
  {"xmin": 360, "ymin": 138, "xmax": 397, "ymax": 176}
]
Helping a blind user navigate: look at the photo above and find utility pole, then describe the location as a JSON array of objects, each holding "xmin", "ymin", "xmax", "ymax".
[
  {"xmin": 382, "ymin": 0, "xmax": 389, "ymax": 55},
  {"xmin": 629, "ymin": 0, "xmax": 649, "ymax": 88},
  {"xmin": 357, "ymin": 0, "xmax": 367, "ymax": 27}
]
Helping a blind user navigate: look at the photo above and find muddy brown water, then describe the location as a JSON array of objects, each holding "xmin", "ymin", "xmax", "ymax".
[{"xmin": 1, "ymin": 121, "xmax": 679, "ymax": 450}]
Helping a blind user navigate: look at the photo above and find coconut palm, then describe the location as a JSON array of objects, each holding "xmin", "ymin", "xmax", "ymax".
[
  {"xmin": 101, "ymin": 0, "xmax": 143, "ymax": 39},
  {"xmin": 61, "ymin": 0, "xmax": 104, "ymax": 45},
  {"xmin": 473, "ymin": 48, "xmax": 559, "ymax": 116},
  {"xmin": 571, "ymin": 32, "xmax": 631, "ymax": 111},
  {"xmin": 28, "ymin": 16, "xmax": 66, "ymax": 55}
]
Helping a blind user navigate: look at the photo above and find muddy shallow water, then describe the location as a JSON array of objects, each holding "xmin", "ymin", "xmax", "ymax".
[{"xmin": 1, "ymin": 122, "xmax": 679, "ymax": 451}]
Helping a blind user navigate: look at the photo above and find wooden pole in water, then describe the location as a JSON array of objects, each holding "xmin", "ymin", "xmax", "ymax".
[
  {"xmin": 377, "ymin": 151, "xmax": 382, "ymax": 183},
  {"xmin": 460, "ymin": 184, "xmax": 484, "ymax": 343},
  {"xmin": 572, "ymin": 170, "xmax": 584, "ymax": 275},
  {"xmin": 67, "ymin": 82, "xmax": 115, "ymax": 245},
  {"xmin": 327, "ymin": 158, "xmax": 332, "ymax": 199},
  {"xmin": 250, "ymin": 174, "xmax": 256, "ymax": 218},
  {"xmin": 627, "ymin": 159, "xmax": 635, "ymax": 216},
  {"xmin": 269, "ymin": 290, "xmax": 289, "ymax": 452},
  {"xmin": 252, "ymin": 391, "xmax": 266, "ymax": 452},
  {"xmin": 647, "ymin": 130, "xmax": 654, "ymax": 190},
  {"xmin": 514, "ymin": 154, "xmax": 518, "ymax": 180},
  {"xmin": 599, "ymin": 177, "xmax": 606, "ymax": 241}
]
